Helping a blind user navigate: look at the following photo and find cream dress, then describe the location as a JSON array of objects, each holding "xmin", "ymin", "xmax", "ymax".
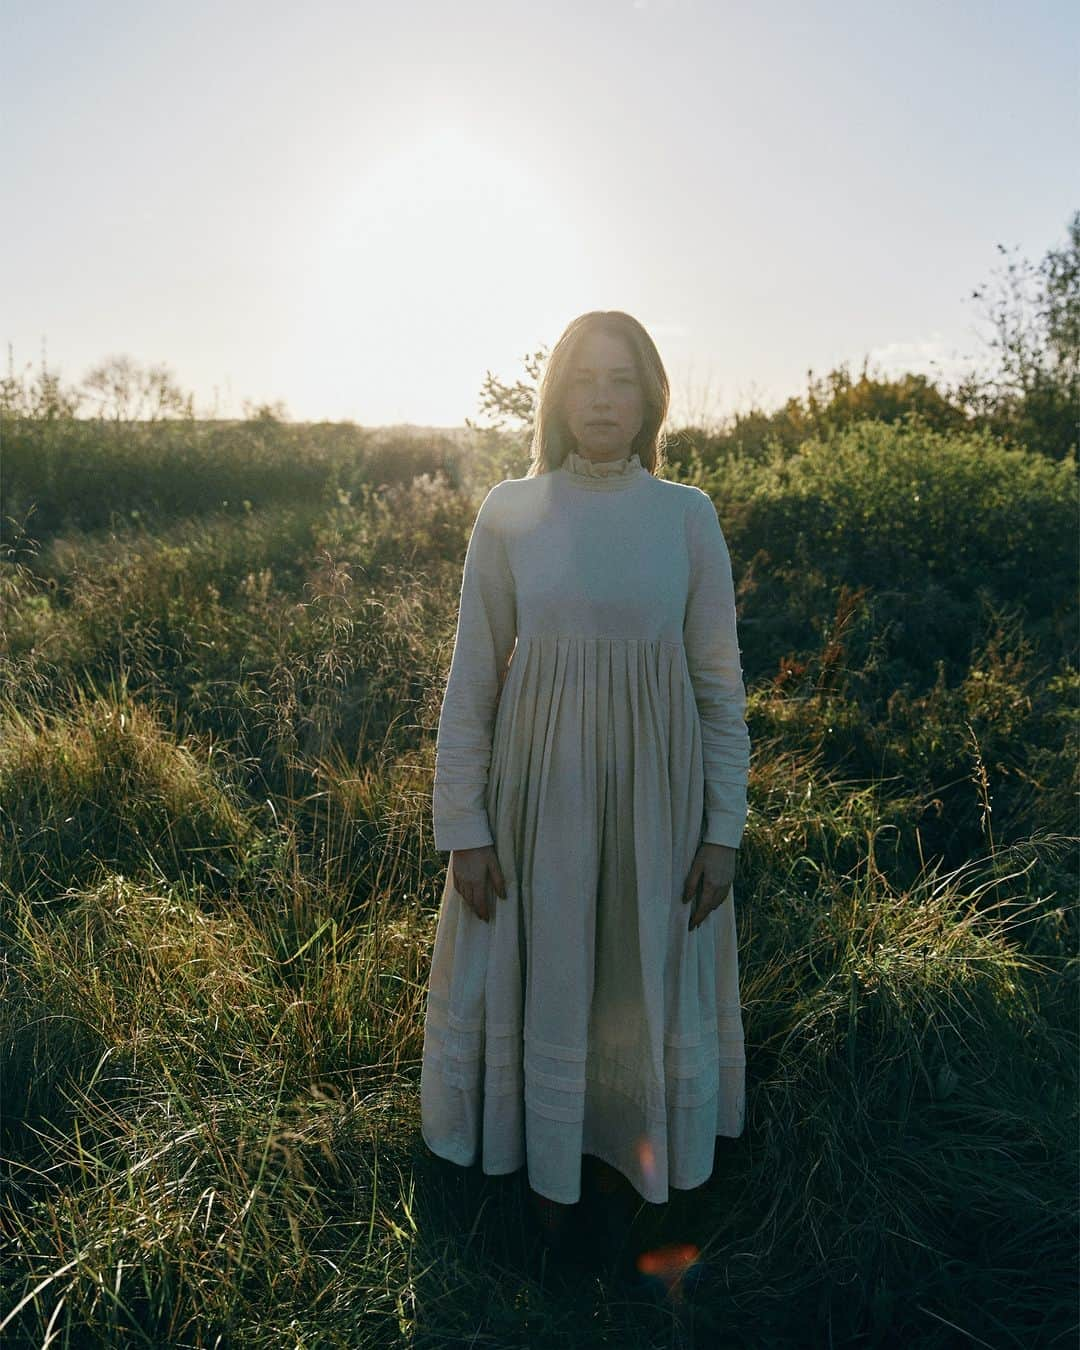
[{"xmin": 420, "ymin": 449, "xmax": 750, "ymax": 1204}]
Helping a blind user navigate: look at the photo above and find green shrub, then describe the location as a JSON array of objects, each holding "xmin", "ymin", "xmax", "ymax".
[
  {"xmin": 710, "ymin": 417, "xmax": 1076, "ymax": 689},
  {"xmin": 0, "ymin": 688, "xmax": 259, "ymax": 908}
]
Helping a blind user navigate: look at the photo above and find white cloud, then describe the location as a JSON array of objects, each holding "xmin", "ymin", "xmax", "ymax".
[{"xmin": 865, "ymin": 333, "xmax": 982, "ymax": 387}]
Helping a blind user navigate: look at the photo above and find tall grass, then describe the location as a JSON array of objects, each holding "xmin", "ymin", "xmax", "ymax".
[{"xmin": 0, "ymin": 414, "xmax": 1075, "ymax": 1347}]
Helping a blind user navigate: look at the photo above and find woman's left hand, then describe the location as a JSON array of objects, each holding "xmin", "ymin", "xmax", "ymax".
[{"xmin": 682, "ymin": 843, "xmax": 737, "ymax": 931}]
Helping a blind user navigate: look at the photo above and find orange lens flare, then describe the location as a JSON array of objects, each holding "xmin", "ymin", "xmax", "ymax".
[
  {"xmin": 634, "ymin": 1136, "xmax": 657, "ymax": 1185},
  {"xmin": 635, "ymin": 1243, "xmax": 702, "ymax": 1297}
]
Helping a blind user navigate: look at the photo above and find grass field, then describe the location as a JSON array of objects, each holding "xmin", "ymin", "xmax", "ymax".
[{"xmin": 1, "ymin": 409, "xmax": 1076, "ymax": 1347}]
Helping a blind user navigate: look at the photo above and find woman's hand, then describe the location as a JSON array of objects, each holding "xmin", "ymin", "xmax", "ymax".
[
  {"xmin": 450, "ymin": 845, "xmax": 507, "ymax": 923},
  {"xmin": 682, "ymin": 843, "xmax": 737, "ymax": 932}
]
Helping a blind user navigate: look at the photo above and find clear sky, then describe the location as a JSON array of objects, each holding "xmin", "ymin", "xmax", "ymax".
[{"xmin": 3, "ymin": 0, "xmax": 1076, "ymax": 428}]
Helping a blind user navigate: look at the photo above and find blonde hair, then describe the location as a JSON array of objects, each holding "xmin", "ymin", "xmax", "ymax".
[{"xmin": 526, "ymin": 311, "xmax": 670, "ymax": 478}]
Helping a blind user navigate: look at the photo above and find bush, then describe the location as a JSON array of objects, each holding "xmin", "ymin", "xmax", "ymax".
[
  {"xmin": 711, "ymin": 417, "xmax": 1076, "ymax": 689},
  {"xmin": 0, "ymin": 688, "xmax": 259, "ymax": 908}
]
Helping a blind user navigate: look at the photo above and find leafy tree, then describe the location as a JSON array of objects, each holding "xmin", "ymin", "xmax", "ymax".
[
  {"xmin": 467, "ymin": 347, "xmax": 547, "ymax": 438},
  {"xmin": 81, "ymin": 354, "xmax": 194, "ymax": 423},
  {"xmin": 951, "ymin": 210, "xmax": 1079, "ymax": 459},
  {"xmin": 463, "ymin": 347, "xmax": 547, "ymax": 488}
]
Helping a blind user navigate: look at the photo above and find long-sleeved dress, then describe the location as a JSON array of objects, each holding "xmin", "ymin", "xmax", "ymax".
[{"xmin": 419, "ymin": 447, "xmax": 751, "ymax": 1205}]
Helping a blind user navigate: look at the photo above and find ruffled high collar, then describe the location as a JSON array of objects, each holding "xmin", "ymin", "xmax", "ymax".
[{"xmin": 559, "ymin": 449, "xmax": 646, "ymax": 490}]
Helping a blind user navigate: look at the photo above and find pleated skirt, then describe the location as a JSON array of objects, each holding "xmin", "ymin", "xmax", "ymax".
[{"xmin": 420, "ymin": 634, "xmax": 746, "ymax": 1204}]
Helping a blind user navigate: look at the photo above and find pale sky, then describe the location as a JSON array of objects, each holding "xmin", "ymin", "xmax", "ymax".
[{"xmin": 3, "ymin": 0, "xmax": 1076, "ymax": 428}]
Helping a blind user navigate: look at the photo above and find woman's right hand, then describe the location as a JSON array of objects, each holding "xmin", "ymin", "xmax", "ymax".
[{"xmin": 450, "ymin": 845, "xmax": 507, "ymax": 922}]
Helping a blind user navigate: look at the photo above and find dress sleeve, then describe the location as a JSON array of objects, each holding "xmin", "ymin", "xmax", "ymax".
[
  {"xmin": 683, "ymin": 489, "xmax": 751, "ymax": 849},
  {"xmin": 432, "ymin": 485, "xmax": 517, "ymax": 852}
]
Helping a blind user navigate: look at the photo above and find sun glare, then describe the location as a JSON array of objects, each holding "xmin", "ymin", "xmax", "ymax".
[{"xmin": 292, "ymin": 125, "xmax": 589, "ymax": 422}]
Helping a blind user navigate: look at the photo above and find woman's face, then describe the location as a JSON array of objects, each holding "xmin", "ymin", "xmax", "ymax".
[{"xmin": 561, "ymin": 330, "xmax": 646, "ymax": 461}]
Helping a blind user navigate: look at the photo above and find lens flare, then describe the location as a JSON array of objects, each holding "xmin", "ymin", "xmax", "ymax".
[
  {"xmin": 635, "ymin": 1136, "xmax": 658, "ymax": 1188},
  {"xmin": 635, "ymin": 1242, "xmax": 703, "ymax": 1299}
]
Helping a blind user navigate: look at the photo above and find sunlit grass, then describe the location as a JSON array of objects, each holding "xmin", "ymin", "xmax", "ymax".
[{"xmin": 0, "ymin": 415, "xmax": 1075, "ymax": 1347}]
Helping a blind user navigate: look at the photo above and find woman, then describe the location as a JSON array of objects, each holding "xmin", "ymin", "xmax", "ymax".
[{"xmin": 420, "ymin": 310, "xmax": 750, "ymax": 1259}]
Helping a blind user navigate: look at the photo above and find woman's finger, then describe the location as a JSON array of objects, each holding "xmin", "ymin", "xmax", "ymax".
[
  {"xmin": 462, "ymin": 879, "xmax": 487, "ymax": 922},
  {"xmin": 485, "ymin": 872, "xmax": 497, "ymax": 919},
  {"xmin": 689, "ymin": 897, "xmax": 714, "ymax": 930},
  {"xmin": 682, "ymin": 858, "xmax": 702, "ymax": 905},
  {"xmin": 689, "ymin": 880, "xmax": 730, "ymax": 931}
]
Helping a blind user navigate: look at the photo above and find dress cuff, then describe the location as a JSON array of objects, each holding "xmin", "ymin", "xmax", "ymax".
[
  {"xmin": 701, "ymin": 812, "xmax": 746, "ymax": 849},
  {"xmin": 433, "ymin": 817, "xmax": 495, "ymax": 853}
]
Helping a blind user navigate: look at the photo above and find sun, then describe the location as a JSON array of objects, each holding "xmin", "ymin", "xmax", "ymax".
[{"xmin": 290, "ymin": 124, "xmax": 591, "ymax": 422}]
